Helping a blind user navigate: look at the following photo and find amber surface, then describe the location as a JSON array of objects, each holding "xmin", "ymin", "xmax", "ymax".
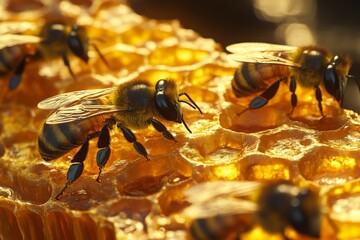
[{"xmin": 1, "ymin": 1, "xmax": 360, "ymax": 239}]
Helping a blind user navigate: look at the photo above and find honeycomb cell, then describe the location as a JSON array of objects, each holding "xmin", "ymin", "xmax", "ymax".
[
  {"xmin": 240, "ymin": 154, "xmax": 294, "ymax": 181},
  {"xmin": 324, "ymin": 180, "xmax": 360, "ymax": 239},
  {"xmin": 0, "ymin": 206, "xmax": 23, "ymax": 239},
  {"xmin": 258, "ymin": 126, "xmax": 317, "ymax": 161},
  {"xmin": 117, "ymin": 155, "xmax": 192, "ymax": 196},
  {"xmin": 179, "ymin": 127, "xmax": 258, "ymax": 165},
  {"xmin": 219, "ymin": 103, "xmax": 290, "ymax": 133},
  {"xmin": 16, "ymin": 209, "xmax": 45, "ymax": 240},
  {"xmin": 299, "ymin": 146, "xmax": 360, "ymax": 185}
]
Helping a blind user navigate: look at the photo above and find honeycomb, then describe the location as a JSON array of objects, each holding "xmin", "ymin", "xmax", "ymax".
[{"xmin": 1, "ymin": 1, "xmax": 360, "ymax": 239}]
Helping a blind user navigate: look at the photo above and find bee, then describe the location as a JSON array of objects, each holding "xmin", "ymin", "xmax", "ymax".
[
  {"xmin": 226, "ymin": 42, "xmax": 353, "ymax": 115},
  {"xmin": 0, "ymin": 21, "xmax": 109, "ymax": 90},
  {"xmin": 37, "ymin": 79, "xmax": 202, "ymax": 199},
  {"xmin": 181, "ymin": 180, "xmax": 321, "ymax": 240}
]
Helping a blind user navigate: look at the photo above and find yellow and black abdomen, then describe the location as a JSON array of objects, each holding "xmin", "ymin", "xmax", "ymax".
[
  {"xmin": 38, "ymin": 118, "xmax": 103, "ymax": 161},
  {"xmin": 232, "ymin": 63, "xmax": 289, "ymax": 97}
]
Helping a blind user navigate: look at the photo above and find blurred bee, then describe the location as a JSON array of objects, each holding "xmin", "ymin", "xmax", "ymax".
[
  {"xmin": 0, "ymin": 21, "xmax": 109, "ymax": 90},
  {"xmin": 226, "ymin": 42, "xmax": 353, "ymax": 115},
  {"xmin": 181, "ymin": 180, "xmax": 321, "ymax": 240},
  {"xmin": 37, "ymin": 79, "xmax": 202, "ymax": 199}
]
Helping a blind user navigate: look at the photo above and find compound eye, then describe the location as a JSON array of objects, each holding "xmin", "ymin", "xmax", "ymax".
[
  {"xmin": 154, "ymin": 94, "xmax": 181, "ymax": 123},
  {"xmin": 68, "ymin": 25, "xmax": 89, "ymax": 63},
  {"xmin": 324, "ymin": 60, "xmax": 341, "ymax": 102}
]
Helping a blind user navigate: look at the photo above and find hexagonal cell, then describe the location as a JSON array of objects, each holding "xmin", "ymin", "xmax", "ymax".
[
  {"xmin": 0, "ymin": 205, "xmax": 22, "ymax": 240},
  {"xmin": 116, "ymin": 155, "xmax": 192, "ymax": 197},
  {"xmin": 319, "ymin": 121, "xmax": 360, "ymax": 151},
  {"xmin": 323, "ymin": 180, "xmax": 360, "ymax": 239},
  {"xmin": 179, "ymin": 128, "xmax": 258, "ymax": 166},
  {"xmin": 16, "ymin": 209, "xmax": 45, "ymax": 240},
  {"xmin": 298, "ymin": 146, "xmax": 360, "ymax": 185},
  {"xmin": 258, "ymin": 126, "xmax": 317, "ymax": 161},
  {"xmin": 239, "ymin": 154, "xmax": 295, "ymax": 181},
  {"xmin": 219, "ymin": 103, "xmax": 290, "ymax": 133},
  {"xmin": 157, "ymin": 181, "xmax": 192, "ymax": 216}
]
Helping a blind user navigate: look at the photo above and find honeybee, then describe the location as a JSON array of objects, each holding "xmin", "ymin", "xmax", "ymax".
[
  {"xmin": 0, "ymin": 21, "xmax": 109, "ymax": 90},
  {"xmin": 181, "ymin": 180, "xmax": 321, "ymax": 240},
  {"xmin": 226, "ymin": 42, "xmax": 353, "ymax": 115},
  {"xmin": 37, "ymin": 79, "xmax": 202, "ymax": 199}
]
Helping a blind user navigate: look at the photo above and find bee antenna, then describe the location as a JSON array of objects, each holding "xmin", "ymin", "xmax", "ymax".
[
  {"xmin": 174, "ymin": 103, "xmax": 192, "ymax": 133},
  {"xmin": 179, "ymin": 99, "xmax": 196, "ymax": 109},
  {"xmin": 179, "ymin": 92, "xmax": 203, "ymax": 114}
]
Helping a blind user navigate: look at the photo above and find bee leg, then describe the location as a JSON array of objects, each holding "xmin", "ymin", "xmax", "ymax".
[
  {"xmin": 96, "ymin": 125, "xmax": 111, "ymax": 183},
  {"xmin": 239, "ymin": 80, "xmax": 281, "ymax": 116},
  {"xmin": 55, "ymin": 162, "xmax": 84, "ymax": 200},
  {"xmin": 289, "ymin": 76, "xmax": 298, "ymax": 114},
  {"xmin": 8, "ymin": 55, "xmax": 27, "ymax": 90},
  {"xmin": 149, "ymin": 118, "xmax": 177, "ymax": 142},
  {"xmin": 90, "ymin": 42, "xmax": 111, "ymax": 70},
  {"xmin": 314, "ymin": 85, "xmax": 324, "ymax": 116},
  {"xmin": 61, "ymin": 50, "xmax": 77, "ymax": 81},
  {"xmin": 117, "ymin": 123, "xmax": 149, "ymax": 161},
  {"xmin": 56, "ymin": 131, "xmax": 100, "ymax": 200}
]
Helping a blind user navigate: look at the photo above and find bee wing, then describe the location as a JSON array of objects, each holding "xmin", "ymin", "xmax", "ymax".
[
  {"xmin": 0, "ymin": 34, "xmax": 42, "ymax": 48},
  {"xmin": 0, "ymin": 21, "xmax": 40, "ymax": 35},
  {"xmin": 182, "ymin": 197, "xmax": 258, "ymax": 219},
  {"xmin": 226, "ymin": 42, "xmax": 301, "ymax": 67},
  {"xmin": 37, "ymin": 87, "xmax": 118, "ymax": 110},
  {"xmin": 185, "ymin": 181, "xmax": 262, "ymax": 204},
  {"xmin": 46, "ymin": 103, "xmax": 127, "ymax": 124}
]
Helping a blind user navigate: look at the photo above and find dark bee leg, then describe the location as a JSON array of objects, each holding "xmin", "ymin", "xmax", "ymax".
[
  {"xmin": 117, "ymin": 123, "xmax": 149, "ymax": 160},
  {"xmin": 238, "ymin": 80, "xmax": 281, "ymax": 116},
  {"xmin": 8, "ymin": 55, "xmax": 27, "ymax": 90},
  {"xmin": 61, "ymin": 50, "xmax": 77, "ymax": 81},
  {"xmin": 149, "ymin": 118, "xmax": 177, "ymax": 142},
  {"xmin": 289, "ymin": 76, "xmax": 298, "ymax": 114},
  {"xmin": 96, "ymin": 125, "xmax": 111, "ymax": 183},
  {"xmin": 56, "ymin": 132, "xmax": 100, "ymax": 200},
  {"xmin": 90, "ymin": 42, "xmax": 111, "ymax": 70},
  {"xmin": 314, "ymin": 85, "xmax": 324, "ymax": 116}
]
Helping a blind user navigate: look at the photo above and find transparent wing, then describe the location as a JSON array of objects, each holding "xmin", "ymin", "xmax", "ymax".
[
  {"xmin": 185, "ymin": 180, "xmax": 262, "ymax": 204},
  {"xmin": 37, "ymin": 87, "xmax": 118, "ymax": 110},
  {"xmin": 0, "ymin": 34, "xmax": 41, "ymax": 49},
  {"xmin": 182, "ymin": 197, "xmax": 258, "ymax": 219},
  {"xmin": 226, "ymin": 42, "xmax": 301, "ymax": 67},
  {"xmin": 46, "ymin": 103, "xmax": 127, "ymax": 124},
  {"xmin": 0, "ymin": 21, "xmax": 40, "ymax": 35}
]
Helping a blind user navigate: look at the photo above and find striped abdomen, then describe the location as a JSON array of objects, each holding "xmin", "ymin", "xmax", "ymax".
[
  {"xmin": 0, "ymin": 45, "xmax": 29, "ymax": 75},
  {"xmin": 38, "ymin": 117, "xmax": 105, "ymax": 161},
  {"xmin": 232, "ymin": 63, "xmax": 290, "ymax": 97},
  {"xmin": 190, "ymin": 214, "xmax": 253, "ymax": 240}
]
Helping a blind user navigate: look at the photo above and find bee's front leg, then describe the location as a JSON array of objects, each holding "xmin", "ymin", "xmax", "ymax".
[
  {"xmin": 117, "ymin": 123, "xmax": 149, "ymax": 161},
  {"xmin": 148, "ymin": 118, "xmax": 177, "ymax": 142}
]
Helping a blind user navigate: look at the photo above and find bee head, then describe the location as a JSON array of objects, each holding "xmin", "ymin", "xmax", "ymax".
[
  {"xmin": 154, "ymin": 79, "xmax": 202, "ymax": 133},
  {"xmin": 287, "ymin": 188, "xmax": 321, "ymax": 238},
  {"xmin": 68, "ymin": 25, "xmax": 89, "ymax": 63},
  {"xmin": 324, "ymin": 55, "xmax": 351, "ymax": 104}
]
